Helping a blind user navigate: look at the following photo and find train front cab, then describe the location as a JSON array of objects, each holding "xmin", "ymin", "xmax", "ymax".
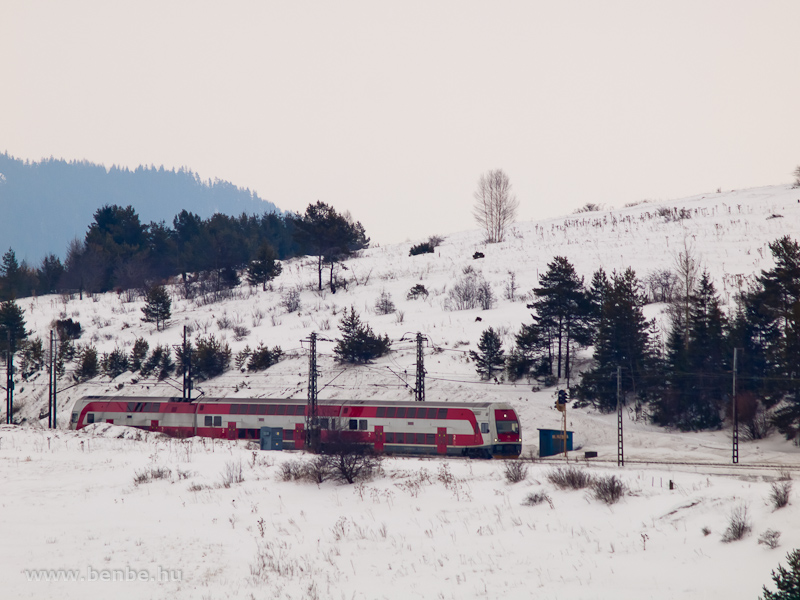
[{"xmin": 491, "ymin": 407, "xmax": 521, "ymax": 458}]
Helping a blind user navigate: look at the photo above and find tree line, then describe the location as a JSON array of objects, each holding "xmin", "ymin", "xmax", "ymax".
[
  {"xmin": 471, "ymin": 236, "xmax": 800, "ymax": 439},
  {"xmin": 0, "ymin": 153, "xmax": 282, "ymax": 264},
  {"xmin": 0, "ymin": 200, "xmax": 368, "ymax": 300}
]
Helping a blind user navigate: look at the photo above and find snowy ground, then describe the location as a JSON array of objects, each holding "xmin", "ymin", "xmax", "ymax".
[
  {"xmin": 5, "ymin": 183, "xmax": 800, "ymax": 598},
  {"xmin": 2, "ymin": 425, "xmax": 799, "ymax": 599}
]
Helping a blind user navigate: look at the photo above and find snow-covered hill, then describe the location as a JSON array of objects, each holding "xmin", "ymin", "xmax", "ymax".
[
  {"xmin": 5, "ymin": 184, "xmax": 800, "ymax": 599},
  {"xmin": 13, "ymin": 184, "xmax": 800, "ymax": 457}
]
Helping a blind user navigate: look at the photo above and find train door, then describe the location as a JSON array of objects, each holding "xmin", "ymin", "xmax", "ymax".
[
  {"xmin": 150, "ymin": 419, "xmax": 159, "ymax": 432},
  {"xmin": 294, "ymin": 422, "xmax": 305, "ymax": 450},
  {"xmin": 436, "ymin": 427, "xmax": 447, "ymax": 454},
  {"xmin": 226, "ymin": 422, "xmax": 237, "ymax": 440},
  {"xmin": 374, "ymin": 426, "xmax": 384, "ymax": 452}
]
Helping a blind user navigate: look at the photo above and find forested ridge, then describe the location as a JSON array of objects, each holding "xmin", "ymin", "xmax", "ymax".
[{"xmin": 0, "ymin": 153, "xmax": 281, "ymax": 263}]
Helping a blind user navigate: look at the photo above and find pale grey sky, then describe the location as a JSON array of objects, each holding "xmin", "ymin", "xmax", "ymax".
[{"xmin": 2, "ymin": 1, "xmax": 799, "ymax": 246}]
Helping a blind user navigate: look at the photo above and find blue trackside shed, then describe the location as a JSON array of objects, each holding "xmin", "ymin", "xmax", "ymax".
[{"xmin": 538, "ymin": 428, "xmax": 574, "ymax": 457}]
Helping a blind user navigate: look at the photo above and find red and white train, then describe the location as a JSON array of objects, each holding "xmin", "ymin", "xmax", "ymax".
[{"xmin": 70, "ymin": 396, "xmax": 522, "ymax": 458}]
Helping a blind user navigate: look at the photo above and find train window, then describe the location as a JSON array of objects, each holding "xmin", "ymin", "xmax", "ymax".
[
  {"xmin": 385, "ymin": 432, "xmax": 395, "ymax": 443},
  {"xmin": 248, "ymin": 405, "xmax": 258, "ymax": 415},
  {"xmin": 267, "ymin": 405, "xmax": 276, "ymax": 415},
  {"xmin": 481, "ymin": 423, "xmax": 489, "ymax": 433},
  {"xmin": 284, "ymin": 430, "xmax": 294, "ymax": 441},
  {"xmin": 426, "ymin": 434, "xmax": 435, "ymax": 445},
  {"xmin": 426, "ymin": 408, "xmax": 436, "ymax": 419},
  {"xmin": 359, "ymin": 419, "xmax": 368, "ymax": 431},
  {"xmin": 277, "ymin": 405, "xmax": 286, "ymax": 416},
  {"xmin": 204, "ymin": 416, "xmax": 212, "ymax": 426},
  {"xmin": 320, "ymin": 418, "xmax": 329, "ymax": 430},
  {"xmin": 349, "ymin": 419, "xmax": 358, "ymax": 430},
  {"xmin": 127, "ymin": 402, "xmax": 136, "ymax": 411},
  {"xmin": 376, "ymin": 407, "xmax": 386, "ymax": 417},
  {"xmin": 437, "ymin": 409, "xmax": 447, "ymax": 419},
  {"xmin": 230, "ymin": 405, "xmax": 238, "ymax": 414},
  {"xmin": 447, "ymin": 435, "xmax": 454, "ymax": 445},
  {"xmin": 496, "ymin": 421, "xmax": 519, "ymax": 434},
  {"xmin": 415, "ymin": 433, "xmax": 425, "ymax": 444},
  {"xmin": 257, "ymin": 405, "xmax": 266, "ymax": 415},
  {"xmin": 87, "ymin": 413, "xmax": 95, "ymax": 424},
  {"xmin": 386, "ymin": 407, "xmax": 396, "ymax": 418},
  {"xmin": 297, "ymin": 406, "xmax": 307, "ymax": 416},
  {"xmin": 396, "ymin": 407, "xmax": 406, "ymax": 419},
  {"xmin": 213, "ymin": 416, "xmax": 222, "ymax": 427}
]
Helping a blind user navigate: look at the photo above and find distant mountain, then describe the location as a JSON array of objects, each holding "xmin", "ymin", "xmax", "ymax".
[{"xmin": 0, "ymin": 153, "xmax": 282, "ymax": 263}]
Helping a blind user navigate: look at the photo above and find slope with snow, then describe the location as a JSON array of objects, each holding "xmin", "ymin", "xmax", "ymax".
[{"xmin": 4, "ymin": 184, "xmax": 800, "ymax": 598}]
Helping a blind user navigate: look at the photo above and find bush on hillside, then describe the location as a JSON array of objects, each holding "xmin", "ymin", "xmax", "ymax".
[
  {"xmin": 409, "ymin": 242, "xmax": 434, "ymax": 256},
  {"xmin": 193, "ymin": 335, "xmax": 231, "ymax": 380},
  {"xmin": 247, "ymin": 344, "xmax": 283, "ymax": 372},
  {"xmin": 141, "ymin": 345, "xmax": 175, "ymax": 380},
  {"xmin": 102, "ymin": 347, "xmax": 129, "ymax": 379},
  {"xmin": 55, "ymin": 318, "xmax": 82, "ymax": 340},
  {"xmin": 74, "ymin": 346, "xmax": 99, "ymax": 382}
]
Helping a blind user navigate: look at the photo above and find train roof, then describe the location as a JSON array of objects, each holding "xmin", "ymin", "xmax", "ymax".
[{"xmin": 80, "ymin": 395, "xmax": 502, "ymax": 409}]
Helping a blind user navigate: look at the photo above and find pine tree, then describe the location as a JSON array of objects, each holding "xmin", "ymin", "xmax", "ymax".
[
  {"xmin": 506, "ymin": 322, "xmax": 546, "ymax": 381},
  {"xmin": 37, "ymin": 253, "xmax": 65, "ymax": 295},
  {"xmin": 130, "ymin": 338, "xmax": 149, "ymax": 372},
  {"xmin": 588, "ymin": 267, "xmax": 610, "ymax": 326},
  {"xmin": 762, "ymin": 549, "xmax": 800, "ymax": 600},
  {"xmin": 333, "ymin": 307, "xmax": 390, "ymax": 363},
  {"xmin": 74, "ymin": 346, "xmax": 99, "ymax": 382},
  {"xmin": 141, "ymin": 285, "xmax": 172, "ymax": 331},
  {"xmin": 746, "ymin": 237, "xmax": 800, "ymax": 438},
  {"xmin": 0, "ymin": 299, "xmax": 27, "ymax": 353},
  {"xmin": 470, "ymin": 327, "xmax": 505, "ymax": 381},
  {"xmin": 246, "ymin": 243, "xmax": 282, "ymax": 290},
  {"xmin": 577, "ymin": 268, "xmax": 655, "ymax": 412},
  {"xmin": 654, "ymin": 272, "xmax": 728, "ymax": 429},
  {"xmin": 293, "ymin": 202, "xmax": 369, "ymax": 291},
  {"xmin": 531, "ymin": 257, "xmax": 592, "ymax": 380},
  {"xmin": 0, "ymin": 248, "xmax": 21, "ymax": 300}
]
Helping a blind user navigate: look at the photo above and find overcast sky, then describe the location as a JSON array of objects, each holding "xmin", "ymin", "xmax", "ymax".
[{"xmin": 3, "ymin": 1, "xmax": 799, "ymax": 246}]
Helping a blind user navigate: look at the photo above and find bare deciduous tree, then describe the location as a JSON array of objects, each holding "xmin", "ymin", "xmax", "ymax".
[
  {"xmin": 472, "ymin": 169, "xmax": 519, "ymax": 243},
  {"xmin": 673, "ymin": 239, "xmax": 701, "ymax": 350}
]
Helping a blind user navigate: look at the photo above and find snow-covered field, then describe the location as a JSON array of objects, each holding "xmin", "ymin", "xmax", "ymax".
[{"xmin": 5, "ymin": 184, "xmax": 800, "ymax": 598}]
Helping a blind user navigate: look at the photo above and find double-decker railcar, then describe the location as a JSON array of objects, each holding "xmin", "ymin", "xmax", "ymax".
[{"xmin": 69, "ymin": 396, "xmax": 521, "ymax": 458}]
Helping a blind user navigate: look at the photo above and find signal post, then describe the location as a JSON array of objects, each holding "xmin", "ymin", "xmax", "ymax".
[{"xmin": 554, "ymin": 389, "xmax": 568, "ymax": 459}]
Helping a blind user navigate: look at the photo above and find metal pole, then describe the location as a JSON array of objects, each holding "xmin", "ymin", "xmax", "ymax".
[
  {"xmin": 732, "ymin": 348, "xmax": 739, "ymax": 464},
  {"xmin": 415, "ymin": 332, "xmax": 425, "ymax": 402},
  {"xmin": 305, "ymin": 332, "xmax": 320, "ymax": 452},
  {"xmin": 5, "ymin": 348, "xmax": 9, "ymax": 425},
  {"xmin": 617, "ymin": 366, "xmax": 624, "ymax": 467},
  {"xmin": 182, "ymin": 326, "xmax": 188, "ymax": 401},
  {"xmin": 562, "ymin": 399, "xmax": 568, "ymax": 460},
  {"xmin": 6, "ymin": 330, "xmax": 13, "ymax": 425},
  {"xmin": 48, "ymin": 330, "xmax": 54, "ymax": 428},
  {"xmin": 52, "ymin": 348, "xmax": 57, "ymax": 429}
]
